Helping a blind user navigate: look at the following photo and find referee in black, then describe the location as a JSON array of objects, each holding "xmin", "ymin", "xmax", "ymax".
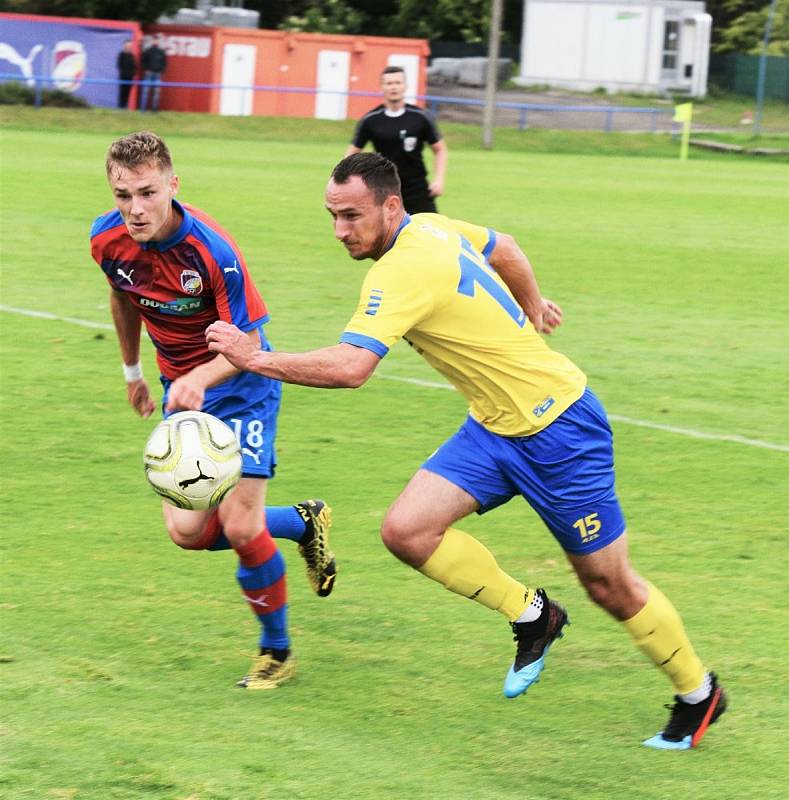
[{"xmin": 346, "ymin": 66, "xmax": 448, "ymax": 214}]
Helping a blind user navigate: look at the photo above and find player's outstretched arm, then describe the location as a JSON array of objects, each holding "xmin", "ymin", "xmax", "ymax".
[
  {"xmin": 487, "ymin": 233, "xmax": 563, "ymax": 335},
  {"xmin": 164, "ymin": 329, "xmax": 261, "ymax": 413},
  {"xmin": 206, "ymin": 321, "xmax": 380, "ymax": 388},
  {"xmin": 110, "ymin": 290, "xmax": 155, "ymax": 417},
  {"xmin": 126, "ymin": 379, "xmax": 155, "ymax": 418},
  {"xmin": 539, "ymin": 299, "xmax": 563, "ymax": 334}
]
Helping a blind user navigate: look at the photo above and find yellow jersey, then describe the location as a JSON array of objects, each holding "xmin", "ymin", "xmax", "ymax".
[{"xmin": 340, "ymin": 213, "xmax": 586, "ymax": 436}]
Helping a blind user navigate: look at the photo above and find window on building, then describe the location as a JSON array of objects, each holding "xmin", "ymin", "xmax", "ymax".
[{"xmin": 662, "ymin": 20, "xmax": 679, "ymax": 70}]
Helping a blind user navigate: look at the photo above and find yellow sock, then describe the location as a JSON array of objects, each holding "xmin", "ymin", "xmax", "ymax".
[
  {"xmin": 622, "ymin": 582, "xmax": 705, "ymax": 694},
  {"xmin": 419, "ymin": 527, "xmax": 533, "ymax": 621}
]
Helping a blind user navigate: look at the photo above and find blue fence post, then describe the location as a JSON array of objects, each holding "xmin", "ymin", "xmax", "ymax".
[
  {"xmin": 34, "ymin": 74, "xmax": 43, "ymax": 108},
  {"xmin": 519, "ymin": 107, "xmax": 528, "ymax": 130},
  {"xmin": 604, "ymin": 108, "xmax": 614, "ymax": 132}
]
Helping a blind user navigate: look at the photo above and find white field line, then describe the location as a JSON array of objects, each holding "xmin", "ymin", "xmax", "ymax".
[
  {"xmin": 372, "ymin": 381, "xmax": 789, "ymax": 453},
  {"xmin": 3, "ymin": 303, "xmax": 787, "ymax": 453},
  {"xmin": 0, "ymin": 304, "xmax": 115, "ymax": 331}
]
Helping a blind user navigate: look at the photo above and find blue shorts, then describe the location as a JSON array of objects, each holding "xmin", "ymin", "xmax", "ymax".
[
  {"xmin": 422, "ymin": 387, "xmax": 626, "ymax": 554},
  {"xmin": 161, "ymin": 343, "xmax": 282, "ymax": 479}
]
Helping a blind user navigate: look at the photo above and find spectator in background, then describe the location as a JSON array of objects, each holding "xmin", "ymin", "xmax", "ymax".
[
  {"xmin": 139, "ymin": 34, "xmax": 167, "ymax": 112},
  {"xmin": 116, "ymin": 41, "xmax": 136, "ymax": 110},
  {"xmin": 346, "ymin": 65, "xmax": 447, "ymax": 214}
]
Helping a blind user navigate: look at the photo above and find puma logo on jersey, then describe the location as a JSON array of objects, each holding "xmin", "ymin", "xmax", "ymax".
[
  {"xmin": 223, "ymin": 261, "xmax": 240, "ymax": 274},
  {"xmin": 117, "ymin": 267, "xmax": 135, "ymax": 285}
]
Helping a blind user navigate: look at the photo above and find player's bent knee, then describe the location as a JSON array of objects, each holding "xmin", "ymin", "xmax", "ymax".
[
  {"xmin": 165, "ymin": 513, "xmax": 222, "ymax": 551},
  {"xmin": 169, "ymin": 528, "xmax": 205, "ymax": 550},
  {"xmin": 380, "ymin": 511, "xmax": 422, "ymax": 557},
  {"xmin": 380, "ymin": 520, "xmax": 407, "ymax": 557},
  {"xmin": 380, "ymin": 515, "xmax": 441, "ymax": 567},
  {"xmin": 221, "ymin": 519, "xmax": 260, "ymax": 548}
]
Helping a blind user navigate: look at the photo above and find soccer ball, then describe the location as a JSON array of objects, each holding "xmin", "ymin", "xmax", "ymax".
[{"xmin": 143, "ymin": 411, "xmax": 242, "ymax": 510}]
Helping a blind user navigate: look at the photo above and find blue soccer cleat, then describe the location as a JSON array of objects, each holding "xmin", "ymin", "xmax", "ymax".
[
  {"xmin": 503, "ymin": 590, "xmax": 569, "ymax": 699},
  {"xmin": 642, "ymin": 734, "xmax": 692, "ymax": 751},
  {"xmin": 642, "ymin": 673, "xmax": 727, "ymax": 750}
]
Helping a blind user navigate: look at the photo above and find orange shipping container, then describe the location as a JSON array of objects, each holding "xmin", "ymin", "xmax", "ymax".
[{"xmin": 143, "ymin": 25, "xmax": 430, "ymax": 119}]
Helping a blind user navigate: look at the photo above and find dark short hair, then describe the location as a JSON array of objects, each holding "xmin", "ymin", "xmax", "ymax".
[
  {"xmin": 106, "ymin": 131, "xmax": 173, "ymax": 177},
  {"xmin": 330, "ymin": 153, "xmax": 402, "ymax": 204},
  {"xmin": 381, "ymin": 65, "xmax": 405, "ymax": 78}
]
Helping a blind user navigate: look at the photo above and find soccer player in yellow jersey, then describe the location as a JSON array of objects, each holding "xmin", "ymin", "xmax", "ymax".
[{"xmin": 207, "ymin": 153, "xmax": 727, "ymax": 749}]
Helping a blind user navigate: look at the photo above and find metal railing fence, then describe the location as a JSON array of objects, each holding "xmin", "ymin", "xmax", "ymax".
[{"xmin": 0, "ymin": 72, "xmax": 676, "ymax": 134}]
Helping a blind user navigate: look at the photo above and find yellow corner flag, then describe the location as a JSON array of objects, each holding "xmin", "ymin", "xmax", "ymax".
[
  {"xmin": 673, "ymin": 102, "xmax": 693, "ymax": 161},
  {"xmin": 673, "ymin": 102, "xmax": 693, "ymax": 122}
]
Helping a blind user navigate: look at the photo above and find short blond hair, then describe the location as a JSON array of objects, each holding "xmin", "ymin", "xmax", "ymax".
[{"xmin": 106, "ymin": 131, "xmax": 173, "ymax": 177}]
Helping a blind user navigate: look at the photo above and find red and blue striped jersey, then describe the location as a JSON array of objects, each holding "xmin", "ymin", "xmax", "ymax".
[{"xmin": 90, "ymin": 200, "xmax": 269, "ymax": 380}]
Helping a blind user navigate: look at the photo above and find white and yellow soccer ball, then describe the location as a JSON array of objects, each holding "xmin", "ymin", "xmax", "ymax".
[{"xmin": 143, "ymin": 411, "xmax": 242, "ymax": 510}]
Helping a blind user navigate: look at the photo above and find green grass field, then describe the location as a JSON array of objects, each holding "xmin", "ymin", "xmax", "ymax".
[{"xmin": 1, "ymin": 110, "xmax": 788, "ymax": 800}]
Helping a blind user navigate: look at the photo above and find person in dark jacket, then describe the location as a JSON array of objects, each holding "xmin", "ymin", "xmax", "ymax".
[
  {"xmin": 117, "ymin": 41, "xmax": 136, "ymax": 109},
  {"xmin": 139, "ymin": 34, "xmax": 167, "ymax": 112}
]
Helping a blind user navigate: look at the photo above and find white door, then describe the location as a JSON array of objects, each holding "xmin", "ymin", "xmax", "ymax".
[
  {"xmin": 388, "ymin": 53, "xmax": 419, "ymax": 104},
  {"xmin": 315, "ymin": 50, "xmax": 350, "ymax": 120},
  {"xmin": 220, "ymin": 43, "xmax": 256, "ymax": 116},
  {"xmin": 660, "ymin": 19, "xmax": 680, "ymax": 82}
]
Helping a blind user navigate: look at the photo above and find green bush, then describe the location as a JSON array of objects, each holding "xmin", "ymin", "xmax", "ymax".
[{"xmin": 0, "ymin": 81, "xmax": 90, "ymax": 108}]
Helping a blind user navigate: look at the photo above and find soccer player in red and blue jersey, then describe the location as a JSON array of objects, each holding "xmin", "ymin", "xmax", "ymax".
[{"xmin": 90, "ymin": 131, "xmax": 336, "ymax": 689}]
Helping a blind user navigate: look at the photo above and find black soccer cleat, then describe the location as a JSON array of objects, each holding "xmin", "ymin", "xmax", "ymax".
[
  {"xmin": 643, "ymin": 672, "xmax": 728, "ymax": 750},
  {"xmin": 503, "ymin": 589, "xmax": 569, "ymax": 698},
  {"xmin": 295, "ymin": 499, "xmax": 337, "ymax": 597}
]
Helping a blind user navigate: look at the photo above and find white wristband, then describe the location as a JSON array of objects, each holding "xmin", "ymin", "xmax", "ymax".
[{"xmin": 123, "ymin": 362, "xmax": 143, "ymax": 383}]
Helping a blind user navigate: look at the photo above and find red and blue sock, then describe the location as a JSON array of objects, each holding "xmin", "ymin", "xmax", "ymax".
[
  {"xmin": 194, "ymin": 507, "xmax": 306, "ymax": 551},
  {"xmin": 234, "ymin": 529, "xmax": 289, "ymax": 651},
  {"xmin": 265, "ymin": 505, "xmax": 308, "ymax": 542}
]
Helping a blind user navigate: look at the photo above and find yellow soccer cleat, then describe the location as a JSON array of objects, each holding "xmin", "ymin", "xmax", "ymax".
[
  {"xmin": 295, "ymin": 499, "xmax": 337, "ymax": 597},
  {"xmin": 237, "ymin": 649, "xmax": 296, "ymax": 690}
]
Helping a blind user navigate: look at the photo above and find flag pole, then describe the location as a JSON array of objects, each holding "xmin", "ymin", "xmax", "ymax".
[{"xmin": 674, "ymin": 102, "xmax": 693, "ymax": 161}]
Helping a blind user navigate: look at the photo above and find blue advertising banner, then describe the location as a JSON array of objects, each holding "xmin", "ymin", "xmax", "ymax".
[{"xmin": 0, "ymin": 15, "xmax": 136, "ymax": 107}]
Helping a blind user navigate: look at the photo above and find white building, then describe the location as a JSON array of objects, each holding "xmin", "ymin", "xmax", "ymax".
[{"xmin": 515, "ymin": 0, "xmax": 712, "ymax": 96}]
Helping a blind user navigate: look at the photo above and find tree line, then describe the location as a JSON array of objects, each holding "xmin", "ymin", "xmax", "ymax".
[{"xmin": 1, "ymin": 0, "xmax": 787, "ymax": 54}]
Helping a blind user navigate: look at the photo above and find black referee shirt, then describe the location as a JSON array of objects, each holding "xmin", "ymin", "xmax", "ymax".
[{"xmin": 351, "ymin": 104, "xmax": 442, "ymax": 207}]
